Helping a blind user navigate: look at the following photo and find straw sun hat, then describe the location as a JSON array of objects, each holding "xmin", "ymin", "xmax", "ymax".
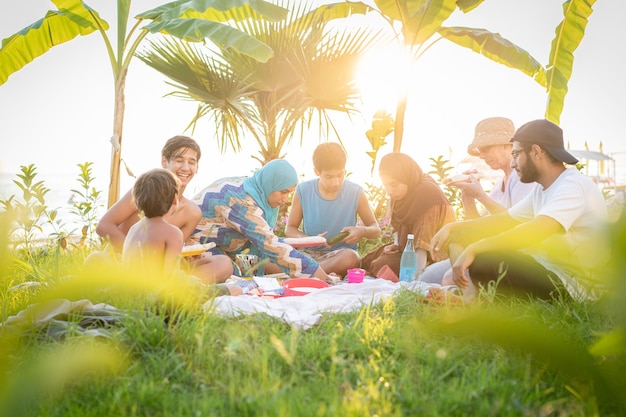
[{"xmin": 467, "ymin": 117, "xmax": 515, "ymax": 156}]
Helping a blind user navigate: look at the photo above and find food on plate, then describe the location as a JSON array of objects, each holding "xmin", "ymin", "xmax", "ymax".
[
  {"xmin": 181, "ymin": 242, "xmax": 216, "ymax": 257},
  {"xmin": 326, "ymin": 231, "xmax": 349, "ymax": 245},
  {"xmin": 442, "ymin": 173, "xmax": 484, "ymax": 186},
  {"xmin": 283, "ymin": 236, "xmax": 327, "ymax": 248},
  {"xmin": 442, "ymin": 174, "xmax": 472, "ymax": 185}
]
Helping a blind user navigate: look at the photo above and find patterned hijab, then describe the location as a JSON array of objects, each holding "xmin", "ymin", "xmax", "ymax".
[
  {"xmin": 243, "ymin": 159, "xmax": 298, "ymax": 226},
  {"xmin": 379, "ymin": 152, "xmax": 450, "ymax": 246}
]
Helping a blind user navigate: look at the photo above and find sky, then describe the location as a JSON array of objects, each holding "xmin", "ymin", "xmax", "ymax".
[{"xmin": 1, "ymin": 0, "xmax": 625, "ymax": 202}]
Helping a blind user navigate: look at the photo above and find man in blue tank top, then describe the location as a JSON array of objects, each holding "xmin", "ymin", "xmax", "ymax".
[{"xmin": 285, "ymin": 142, "xmax": 381, "ymax": 277}]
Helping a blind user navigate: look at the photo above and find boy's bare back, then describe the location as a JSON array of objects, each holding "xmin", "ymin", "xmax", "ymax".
[{"xmin": 122, "ymin": 215, "xmax": 183, "ymax": 274}]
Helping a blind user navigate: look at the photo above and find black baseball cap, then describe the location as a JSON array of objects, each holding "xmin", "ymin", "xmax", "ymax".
[{"xmin": 511, "ymin": 119, "xmax": 578, "ymax": 165}]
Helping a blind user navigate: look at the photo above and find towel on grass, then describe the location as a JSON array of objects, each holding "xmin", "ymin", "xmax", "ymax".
[{"xmin": 1, "ymin": 298, "xmax": 122, "ymax": 340}]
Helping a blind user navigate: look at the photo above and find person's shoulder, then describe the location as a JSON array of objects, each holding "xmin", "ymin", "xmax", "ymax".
[
  {"xmin": 181, "ymin": 196, "xmax": 201, "ymax": 214},
  {"xmin": 109, "ymin": 188, "xmax": 136, "ymax": 210},
  {"xmin": 168, "ymin": 221, "xmax": 184, "ymax": 238},
  {"xmin": 298, "ymin": 178, "xmax": 318, "ymax": 188},
  {"xmin": 99, "ymin": 189, "xmax": 138, "ymax": 224},
  {"xmin": 559, "ymin": 168, "xmax": 597, "ymax": 188},
  {"xmin": 552, "ymin": 169, "xmax": 604, "ymax": 203},
  {"xmin": 343, "ymin": 179, "xmax": 363, "ymax": 191},
  {"xmin": 296, "ymin": 178, "xmax": 318, "ymax": 196}
]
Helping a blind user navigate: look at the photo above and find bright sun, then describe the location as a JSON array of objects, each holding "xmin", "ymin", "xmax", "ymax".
[{"xmin": 356, "ymin": 44, "xmax": 413, "ymax": 115}]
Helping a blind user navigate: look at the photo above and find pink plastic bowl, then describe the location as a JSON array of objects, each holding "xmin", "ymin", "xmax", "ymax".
[{"xmin": 346, "ymin": 268, "xmax": 366, "ymax": 283}]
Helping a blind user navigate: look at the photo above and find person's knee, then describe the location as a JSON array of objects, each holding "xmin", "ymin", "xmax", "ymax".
[
  {"xmin": 217, "ymin": 255, "xmax": 234, "ymax": 276},
  {"xmin": 418, "ymin": 260, "xmax": 450, "ymax": 284},
  {"xmin": 84, "ymin": 251, "xmax": 116, "ymax": 269},
  {"xmin": 320, "ymin": 249, "xmax": 359, "ymax": 275},
  {"xmin": 343, "ymin": 249, "xmax": 361, "ymax": 269},
  {"xmin": 195, "ymin": 255, "xmax": 233, "ymax": 284},
  {"xmin": 441, "ymin": 268, "xmax": 454, "ymax": 286}
]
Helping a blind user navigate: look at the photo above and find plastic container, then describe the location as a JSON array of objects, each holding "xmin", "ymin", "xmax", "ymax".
[
  {"xmin": 346, "ymin": 268, "xmax": 366, "ymax": 283},
  {"xmin": 282, "ymin": 278, "xmax": 330, "ymax": 296},
  {"xmin": 399, "ymin": 234, "xmax": 417, "ymax": 282}
]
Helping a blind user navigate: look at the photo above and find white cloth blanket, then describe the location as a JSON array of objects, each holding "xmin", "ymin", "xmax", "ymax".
[{"xmin": 205, "ymin": 279, "xmax": 438, "ymax": 330}]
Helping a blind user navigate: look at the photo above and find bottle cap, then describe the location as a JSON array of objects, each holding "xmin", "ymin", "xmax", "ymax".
[{"xmin": 407, "ymin": 234, "xmax": 414, "ymax": 239}]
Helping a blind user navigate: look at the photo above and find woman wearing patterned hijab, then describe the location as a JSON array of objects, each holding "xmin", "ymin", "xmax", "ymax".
[
  {"xmin": 361, "ymin": 152, "xmax": 456, "ymax": 278},
  {"xmin": 190, "ymin": 159, "xmax": 332, "ymax": 281}
]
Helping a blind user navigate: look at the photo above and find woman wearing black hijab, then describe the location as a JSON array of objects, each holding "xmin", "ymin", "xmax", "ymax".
[{"xmin": 361, "ymin": 152, "xmax": 456, "ymax": 278}]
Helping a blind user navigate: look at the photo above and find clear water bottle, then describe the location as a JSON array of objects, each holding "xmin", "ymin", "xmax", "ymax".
[{"xmin": 399, "ymin": 234, "xmax": 417, "ymax": 282}]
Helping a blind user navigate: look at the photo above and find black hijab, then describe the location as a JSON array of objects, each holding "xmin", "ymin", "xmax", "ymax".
[{"xmin": 379, "ymin": 152, "xmax": 450, "ymax": 246}]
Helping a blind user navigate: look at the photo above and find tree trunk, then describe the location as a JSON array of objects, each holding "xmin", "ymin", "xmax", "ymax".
[
  {"xmin": 107, "ymin": 69, "xmax": 127, "ymax": 208},
  {"xmin": 393, "ymin": 94, "xmax": 408, "ymax": 152}
]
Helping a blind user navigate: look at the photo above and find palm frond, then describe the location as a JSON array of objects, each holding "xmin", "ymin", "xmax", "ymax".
[{"xmin": 137, "ymin": 38, "xmax": 260, "ymax": 151}]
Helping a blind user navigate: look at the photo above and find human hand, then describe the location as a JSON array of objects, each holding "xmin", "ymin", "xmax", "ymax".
[
  {"xmin": 326, "ymin": 230, "xmax": 349, "ymax": 246},
  {"xmin": 442, "ymin": 170, "xmax": 483, "ymax": 187},
  {"xmin": 450, "ymin": 249, "xmax": 475, "ymax": 289},
  {"xmin": 461, "ymin": 169, "xmax": 479, "ymax": 176},
  {"xmin": 430, "ymin": 224, "xmax": 453, "ymax": 261},
  {"xmin": 341, "ymin": 227, "xmax": 361, "ymax": 245},
  {"xmin": 383, "ymin": 244, "xmax": 400, "ymax": 255},
  {"xmin": 452, "ymin": 175, "xmax": 485, "ymax": 198}
]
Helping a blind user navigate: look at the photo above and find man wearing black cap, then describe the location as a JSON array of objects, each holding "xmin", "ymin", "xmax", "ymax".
[{"xmin": 430, "ymin": 119, "xmax": 610, "ymax": 301}]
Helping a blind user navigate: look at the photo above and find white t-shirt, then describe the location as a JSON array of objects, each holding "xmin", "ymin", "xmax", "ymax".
[
  {"xmin": 489, "ymin": 169, "xmax": 538, "ymax": 208},
  {"xmin": 508, "ymin": 168, "xmax": 610, "ymax": 300}
]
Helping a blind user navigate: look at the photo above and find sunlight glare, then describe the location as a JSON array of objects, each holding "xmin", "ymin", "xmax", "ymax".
[{"xmin": 356, "ymin": 45, "xmax": 412, "ymax": 114}]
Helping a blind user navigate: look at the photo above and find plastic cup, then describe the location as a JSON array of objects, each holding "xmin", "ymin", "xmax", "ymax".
[
  {"xmin": 346, "ymin": 268, "xmax": 366, "ymax": 284},
  {"xmin": 376, "ymin": 264, "xmax": 398, "ymax": 283}
]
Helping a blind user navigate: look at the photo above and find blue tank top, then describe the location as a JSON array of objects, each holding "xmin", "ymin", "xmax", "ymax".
[{"xmin": 297, "ymin": 179, "xmax": 362, "ymax": 251}]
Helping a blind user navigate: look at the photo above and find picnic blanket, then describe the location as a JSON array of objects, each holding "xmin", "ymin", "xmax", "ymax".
[{"xmin": 205, "ymin": 279, "xmax": 442, "ymax": 330}]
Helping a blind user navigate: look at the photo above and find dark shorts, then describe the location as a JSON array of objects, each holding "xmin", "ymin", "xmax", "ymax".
[{"xmin": 469, "ymin": 250, "xmax": 568, "ymax": 300}]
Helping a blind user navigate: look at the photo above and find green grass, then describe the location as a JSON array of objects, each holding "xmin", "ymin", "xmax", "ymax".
[
  {"xmin": 1, "ymin": 250, "xmax": 625, "ymax": 417},
  {"xmin": 2, "ymin": 207, "xmax": 626, "ymax": 416}
]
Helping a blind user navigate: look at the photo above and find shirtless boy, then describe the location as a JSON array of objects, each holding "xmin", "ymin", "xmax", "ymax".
[
  {"xmin": 121, "ymin": 168, "xmax": 184, "ymax": 275},
  {"xmin": 95, "ymin": 135, "xmax": 233, "ymax": 282}
]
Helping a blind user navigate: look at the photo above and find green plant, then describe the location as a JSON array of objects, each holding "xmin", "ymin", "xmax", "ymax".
[
  {"xmin": 137, "ymin": 1, "xmax": 384, "ymax": 165},
  {"xmin": 0, "ymin": 164, "xmax": 51, "ymax": 254},
  {"xmin": 365, "ymin": 110, "xmax": 394, "ymax": 175},
  {"xmin": 70, "ymin": 162, "xmax": 103, "ymax": 247},
  {"xmin": 359, "ymin": 181, "xmax": 394, "ymax": 255},
  {"xmin": 363, "ymin": 181, "xmax": 388, "ymax": 221},
  {"xmin": 427, "ymin": 155, "xmax": 464, "ymax": 218}
]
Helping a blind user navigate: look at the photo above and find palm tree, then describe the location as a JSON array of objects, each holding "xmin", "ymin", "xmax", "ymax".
[
  {"xmin": 137, "ymin": 1, "xmax": 386, "ymax": 165},
  {"xmin": 367, "ymin": 0, "xmax": 594, "ymax": 151},
  {"xmin": 0, "ymin": 0, "xmax": 288, "ymax": 207},
  {"xmin": 366, "ymin": 0, "xmax": 543, "ymax": 151}
]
